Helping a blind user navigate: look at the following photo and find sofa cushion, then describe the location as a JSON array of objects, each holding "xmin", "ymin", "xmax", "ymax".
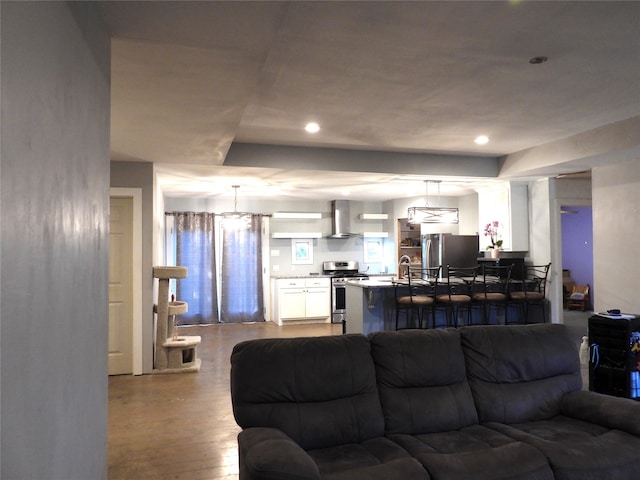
[
  {"xmin": 308, "ymin": 437, "xmax": 430, "ymax": 480},
  {"xmin": 231, "ymin": 334, "xmax": 385, "ymax": 450},
  {"xmin": 369, "ymin": 329, "xmax": 478, "ymax": 434},
  {"xmin": 486, "ymin": 417, "xmax": 640, "ymax": 480},
  {"xmin": 320, "ymin": 458, "xmax": 430, "ymax": 480},
  {"xmin": 388, "ymin": 425, "xmax": 553, "ymax": 480},
  {"xmin": 460, "ymin": 324, "xmax": 581, "ymax": 423}
]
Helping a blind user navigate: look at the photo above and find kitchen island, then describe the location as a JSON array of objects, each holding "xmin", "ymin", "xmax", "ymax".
[
  {"xmin": 348, "ymin": 278, "xmax": 481, "ymax": 334},
  {"xmin": 345, "ymin": 279, "xmax": 399, "ymax": 334},
  {"xmin": 345, "ymin": 275, "xmax": 525, "ymax": 334}
]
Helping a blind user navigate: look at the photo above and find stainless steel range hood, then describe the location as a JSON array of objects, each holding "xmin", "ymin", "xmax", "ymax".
[{"xmin": 328, "ymin": 200, "xmax": 353, "ymax": 238}]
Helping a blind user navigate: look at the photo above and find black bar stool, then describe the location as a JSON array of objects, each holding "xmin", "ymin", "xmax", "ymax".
[
  {"xmin": 471, "ymin": 264, "xmax": 513, "ymax": 325},
  {"xmin": 435, "ymin": 265, "xmax": 478, "ymax": 328},
  {"xmin": 394, "ymin": 266, "xmax": 440, "ymax": 330},
  {"xmin": 508, "ymin": 263, "xmax": 551, "ymax": 324}
]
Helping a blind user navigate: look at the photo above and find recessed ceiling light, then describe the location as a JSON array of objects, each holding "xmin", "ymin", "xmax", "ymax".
[
  {"xmin": 474, "ymin": 135, "xmax": 489, "ymax": 145},
  {"xmin": 305, "ymin": 122, "xmax": 320, "ymax": 133}
]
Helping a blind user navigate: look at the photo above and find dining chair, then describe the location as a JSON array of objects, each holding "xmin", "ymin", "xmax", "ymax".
[
  {"xmin": 394, "ymin": 266, "xmax": 440, "ymax": 330},
  {"xmin": 471, "ymin": 264, "xmax": 513, "ymax": 325},
  {"xmin": 435, "ymin": 265, "xmax": 479, "ymax": 328},
  {"xmin": 508, "ymin": 263, "xmax": 552, "ymax": 324}
]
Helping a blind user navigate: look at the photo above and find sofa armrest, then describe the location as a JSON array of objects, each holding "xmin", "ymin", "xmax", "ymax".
[
  {"xmin": 238, "ymin": 427, "xmax": 321, "ymax": 480},
  {"xmin": 561, "ymin": 390, "xmax": 640, "ymax": 436}
]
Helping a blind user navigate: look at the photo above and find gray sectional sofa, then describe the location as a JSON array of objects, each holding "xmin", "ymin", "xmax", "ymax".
[{"xmin": 230, "ymin": 324, "xmax": 640, "ymax": 480}]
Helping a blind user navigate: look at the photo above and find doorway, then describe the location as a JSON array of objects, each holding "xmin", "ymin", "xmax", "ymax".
[
  {"xmin": 109, "ymin": 197, "xmax": 134, "ymax": 374},
  {"xmin": 109, "ymin": 188, "xmax": 143, "ymax": 375},
  {"xmin": 561, "ymin": 205, "xmax": 594, "ymax": 300}
]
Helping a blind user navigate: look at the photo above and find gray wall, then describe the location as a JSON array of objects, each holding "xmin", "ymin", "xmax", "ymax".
[
  {"xmin": 1, "ymin": 2, "xmax": 110, "ymax": 478},
  {"xmin": 111, "ymin": 161, "xmax": 155, "ymax": 373}
]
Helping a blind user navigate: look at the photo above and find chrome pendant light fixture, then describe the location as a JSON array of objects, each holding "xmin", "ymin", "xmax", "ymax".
[
  {"xmin": 222, "ymin": 185, "xmax": 252, "ymax": 230},
  {"xmin": 407, "ymin": 180, "xmax": 459, "ymax": 224}
]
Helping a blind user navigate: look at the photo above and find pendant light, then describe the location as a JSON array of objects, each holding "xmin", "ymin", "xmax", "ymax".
[
  {"xmin": 407, "ymin": 180, "xmax": 459, "ymax": 224},
  {"xmin": 222, "ymin": 185, "xmax": 252, "ymax": 230}
]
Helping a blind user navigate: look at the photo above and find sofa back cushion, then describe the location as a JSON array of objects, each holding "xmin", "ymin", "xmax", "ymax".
[
  {"xmin": 460, "ymin": 324, "xmax": 581, "ymax": 423},
  {"xmin": 230, "ymin": 334, "xmax": 384, "ymax": 450},
  {"xmin": 369, "ymin": 329, "xmax": 479, "ymax": 434}
]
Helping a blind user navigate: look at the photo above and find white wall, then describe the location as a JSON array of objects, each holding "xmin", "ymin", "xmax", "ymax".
[
  {"xmin": 1, "ymin": 2, "xmax": 110, "ymax": 477},
  {"xmin": 508, "ymin": 183, "xmax": 530, "ymax": 252},
  {"xmin": 528, "ymin": 178, "xmax": 562, "ymax": 322},
  {"xmin": 458, "ymin": 193, "xmax": 480, "ymax": 236},
  {"xmin": 476, "ymin": 182, "xmax": 529, "ymax": 252},
  {"xmin": 592, "ymin": 159, "xmax": 640, "ymax": 313}
]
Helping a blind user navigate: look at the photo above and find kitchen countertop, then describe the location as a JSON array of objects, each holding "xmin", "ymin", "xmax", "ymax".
[
  {"xmin": 271, "ymin": 274, "xmax": 331, "ymax": 279},
  {"xmin": 271, "ymin": 273, "xmax": 394, "ymax": 280},
  {"xmin": 346, "ymin": 278, "xmax": 397, "ymax": 288}
]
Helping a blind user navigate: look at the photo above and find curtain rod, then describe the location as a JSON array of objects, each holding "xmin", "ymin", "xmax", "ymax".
[{"xmin": 165, "ymin": 211, "xmax": 272, "ymax": 217}]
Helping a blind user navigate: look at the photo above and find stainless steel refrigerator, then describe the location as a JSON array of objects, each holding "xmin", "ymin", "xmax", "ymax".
[{"xmin": 422, "ymin": 234, "xmax": 479, "ymax": 274}]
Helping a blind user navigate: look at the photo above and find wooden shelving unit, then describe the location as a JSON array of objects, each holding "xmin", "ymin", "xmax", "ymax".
[{"xmin": 397, "ymin": 218, "xmax": 422, "ymax": 269}]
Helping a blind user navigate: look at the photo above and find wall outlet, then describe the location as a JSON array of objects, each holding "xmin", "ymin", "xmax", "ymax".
[{"xmin": 271, "ymin": 249, "xmax": 280, "ymax": 257}]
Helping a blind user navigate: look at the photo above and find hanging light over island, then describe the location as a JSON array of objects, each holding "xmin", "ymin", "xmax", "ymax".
[{"xmin": 407, "ymin": 180, "xmax": 459, "ymax": 224}]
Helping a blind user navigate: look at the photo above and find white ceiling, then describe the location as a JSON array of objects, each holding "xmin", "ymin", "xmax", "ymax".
[{"xmin": 100, "ymin": 1, "xmax": 639, "ymax": 201}]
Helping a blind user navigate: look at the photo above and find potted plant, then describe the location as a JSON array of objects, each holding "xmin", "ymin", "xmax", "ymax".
[{"xmin": 484, "ymin": 221, "xmax": 503, "ymax": 258}]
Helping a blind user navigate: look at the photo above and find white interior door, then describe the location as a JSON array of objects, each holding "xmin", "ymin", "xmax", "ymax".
[{"xmin": 109, "ymin": 197, "xmax": 134, "ymax": 375}]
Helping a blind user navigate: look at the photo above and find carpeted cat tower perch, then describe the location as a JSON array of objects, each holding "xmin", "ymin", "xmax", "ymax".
[{"xmin": 153, "ymin": 266, "xmax": 201, "ymax": 373}]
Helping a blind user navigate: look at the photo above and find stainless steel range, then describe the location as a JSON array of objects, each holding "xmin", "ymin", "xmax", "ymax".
[{"xmin": 322, "ymin": 261, "xmax": 369, "ymax": 326}]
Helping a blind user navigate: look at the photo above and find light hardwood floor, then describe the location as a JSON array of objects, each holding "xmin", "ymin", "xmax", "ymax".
[{"xmin": 108, "ymin": 322, "xmax": 342, "ymax": 480}]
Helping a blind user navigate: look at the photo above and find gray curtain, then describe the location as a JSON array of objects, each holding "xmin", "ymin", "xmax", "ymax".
[
  {"xmin": 220, "ymin": 214, "xmax": 264, "ymax": 323},
  {"xmin": 174, "ymin": 212, "xmax": 219, "ymax": 325}
]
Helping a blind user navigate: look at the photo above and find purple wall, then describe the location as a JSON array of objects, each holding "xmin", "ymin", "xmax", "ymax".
[{"xmin": 561, "ymin": 206, "xmax": 594, "ymax": 299}]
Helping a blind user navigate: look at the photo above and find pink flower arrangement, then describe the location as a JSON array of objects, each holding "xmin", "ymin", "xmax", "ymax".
[{"xmin": 483, "ymin": 221, "xmax": 503, "ymax": 250}]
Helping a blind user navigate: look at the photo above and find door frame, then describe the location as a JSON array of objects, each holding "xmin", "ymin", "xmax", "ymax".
[
  {"xmin": 110, "ymin": 187, "xmax": 143, "ymax": 375},
  {"xmin": 552, "ymin": 195, "xmax": 592, "ymax": 324}
]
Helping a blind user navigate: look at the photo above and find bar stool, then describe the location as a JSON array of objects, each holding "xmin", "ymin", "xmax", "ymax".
[
  {"xmin": 394, "ymin": 266, "xmax": 440, "ymax": 330},
  {"xmin": 471, "ymin": 264, "xmax": 513, "ymax": 325},
  {"xmin": 435, "ymin": 265, "xmax": 478, "ymax": 328},
  {"xmin": 508, "ymin": 263, "xmax": 551, "ymax": 324}
]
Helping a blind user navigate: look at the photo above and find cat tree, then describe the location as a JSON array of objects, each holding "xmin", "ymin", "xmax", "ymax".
[{"xmin": 152, "ymin": 266, "xmax": 201, "ymax": 373}]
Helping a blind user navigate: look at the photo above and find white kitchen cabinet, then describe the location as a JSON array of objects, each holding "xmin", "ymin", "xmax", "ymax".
[
  {"xmin": 278, "ymin": 282, "xmax": 306, "ymax": 320},
  {"xmin": 272, "ymin": 277, "xmax": 331, "ymax": 325},
  {"xmin": 303, "ymin": 278, "xmax": 331, "ymax": 319}
]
